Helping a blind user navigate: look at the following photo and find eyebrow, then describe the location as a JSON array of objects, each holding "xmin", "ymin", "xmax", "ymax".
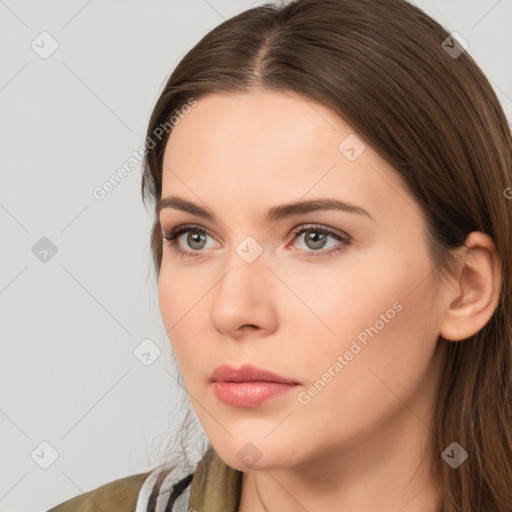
[{"xmin": 157, "ymin": 195, "xmax": 373, "ymax": 222}]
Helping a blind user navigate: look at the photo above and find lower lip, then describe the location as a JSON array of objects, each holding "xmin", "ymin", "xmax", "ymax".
[{"xmin": 211, "ymin": 381, "xmax": 299, "ymax": 408}]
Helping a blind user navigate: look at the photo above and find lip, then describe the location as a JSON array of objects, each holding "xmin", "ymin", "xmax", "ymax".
[
  {"xmin": 209, "ymin": 364, "xmax": 301, "ymax": 408},
  {"xmin": 209, "ymin": 363, "xmax": 300, "ymax": 385}
]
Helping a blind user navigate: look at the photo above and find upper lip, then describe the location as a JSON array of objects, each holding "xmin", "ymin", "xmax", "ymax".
[{"xmin": 209, "ymin": 363, "xmax": 300, "ymax": 385}]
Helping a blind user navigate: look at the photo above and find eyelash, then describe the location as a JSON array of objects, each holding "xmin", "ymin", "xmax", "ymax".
[{"xmin": 161, "ymin": 223, "xmax": 351, "ymax": 259}]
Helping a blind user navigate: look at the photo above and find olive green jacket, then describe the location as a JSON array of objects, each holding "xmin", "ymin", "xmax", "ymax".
[
  {"xmin": 46, "ymin": 472, "xmax": 149, "ymax": 512},
  {"xmin": 46, "ymin": 447, "xmax": 243, "ymax": 512}
]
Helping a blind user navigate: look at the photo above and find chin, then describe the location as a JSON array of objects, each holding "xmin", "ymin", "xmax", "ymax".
[{"xmin": 214, "ymin": 440, "xmax": 292, "ymax": 472}]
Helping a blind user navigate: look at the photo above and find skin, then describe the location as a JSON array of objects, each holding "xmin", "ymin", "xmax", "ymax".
[{"xmin": 157, "ymin": 90, "xmax": 501, "ymax": 511}]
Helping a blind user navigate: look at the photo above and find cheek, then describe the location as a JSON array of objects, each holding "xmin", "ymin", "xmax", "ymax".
[
  {"xmin": 296, "ymin": 295, "xmax": 440, "ymax": 450},
  {"xmin": 158, "ymin": 269, "xmax": 208, "ymax": 370},
  {"xmin": 290, "ymin": 252, "xmax": 441, "ymax": 426},
  {"xmin": 286, "ymin": 241, "xmax": 439, "ymax": 383}
]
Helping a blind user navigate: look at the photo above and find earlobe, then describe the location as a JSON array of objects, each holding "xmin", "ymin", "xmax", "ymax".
[{"xmin": 439, "ymin": 232, "xmax": 502, "ymax": 342}]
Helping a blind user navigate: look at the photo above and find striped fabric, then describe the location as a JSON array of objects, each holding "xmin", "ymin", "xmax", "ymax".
[
  {"xmin": 134, "ymin": 463, "xmax": 193, "ymax": 512},
  {"xmin": 135, "ymin": 447, "xmax": 243, "ymax": 512}
]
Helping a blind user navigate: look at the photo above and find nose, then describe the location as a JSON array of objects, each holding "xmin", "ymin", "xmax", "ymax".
[{"xmin": 209, "ymin": 247, "xmax": 278, "ymax": 340}]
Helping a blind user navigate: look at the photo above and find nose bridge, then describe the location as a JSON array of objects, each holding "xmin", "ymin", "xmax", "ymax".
[
  {"xmin": 218, "ymin": 233, "xmax": 268, "ymax": 294},
  {"xmin": 209, "ymin": 236, "xmax": 274, "ymax": 335},
  {"xmin": 212, "ymin": 239, "xmax": 267, "ymax": 309}
]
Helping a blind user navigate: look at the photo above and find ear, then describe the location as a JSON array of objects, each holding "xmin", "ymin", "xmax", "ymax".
[{"xmin": 439, "ymin": 231, "xmax": 502, "ymax": 342}]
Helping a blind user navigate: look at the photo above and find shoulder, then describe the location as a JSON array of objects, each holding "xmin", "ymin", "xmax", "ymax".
[{"xmin": 46, "ymin": 470, "xmax": 152, "ymax": 512}]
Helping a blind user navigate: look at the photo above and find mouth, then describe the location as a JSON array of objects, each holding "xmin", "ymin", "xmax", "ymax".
[
  {"xmin": 209, "ymin": 363, "xmax": 301, "ymax": 408},
  {"xmin": 209, "ymin": 363, "xmax": 300, "ymax": 385}
]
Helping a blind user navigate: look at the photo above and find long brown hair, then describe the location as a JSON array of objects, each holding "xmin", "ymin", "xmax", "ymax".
[{"xmin": 141, "ymin": 1, "xmax": 512, "ymax": 510}]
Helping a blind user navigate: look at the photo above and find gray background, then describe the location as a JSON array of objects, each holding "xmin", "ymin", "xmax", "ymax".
[{"xmin": 1, "ymin": 1, "xmax": 511, "ymax": 511}]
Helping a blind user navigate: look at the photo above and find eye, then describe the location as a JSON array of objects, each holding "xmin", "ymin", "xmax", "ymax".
[
  {"xmin": 162, "ymin": 224, "xmax": 217, "ymax": 257},
  {"xmin": 288, "ymin": 224, "xmax": 351, "ymax": 258}
]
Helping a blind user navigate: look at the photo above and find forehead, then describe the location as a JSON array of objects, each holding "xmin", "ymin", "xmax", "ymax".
[
  {"xmin": 160, "ymin": 91, "xmax": 419, "ymax": 228},
  {"xmin": 164, "ymin": 90, "xmax": 345, "ymax": 159}
]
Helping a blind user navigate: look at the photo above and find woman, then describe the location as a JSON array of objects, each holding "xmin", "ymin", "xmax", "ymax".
[{"xmin": 47, "ymin": 0, "xmax": 512, "ymax": 510}]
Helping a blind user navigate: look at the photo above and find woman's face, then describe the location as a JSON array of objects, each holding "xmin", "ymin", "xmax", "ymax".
[{"xmin": 158, "ymin": 90, "xmax": 448, "ymax": 472}]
